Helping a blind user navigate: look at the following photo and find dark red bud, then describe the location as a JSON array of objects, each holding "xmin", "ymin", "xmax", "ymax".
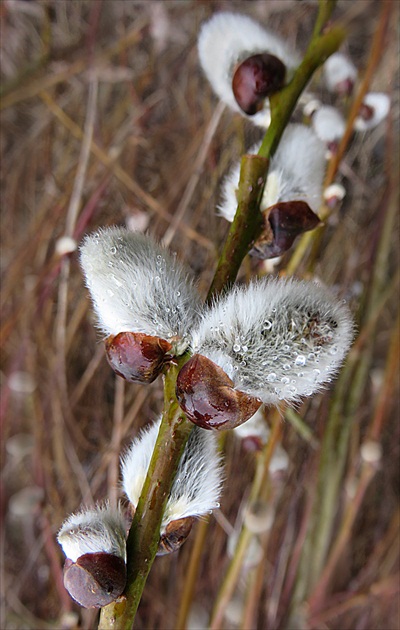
[
  {"xmin": 105, "ymin": 332, "xmax": 173, "ymax": 383},
  {"xmin": 336, "ymin": 77, "xmax": 354, "ymax": 97},
  {"xmin": 63, "ymin": 552, "xmax": 126, "ymax": 608},
  {"xmin": 242, "ymin": 436, "xmax": 264, "ymax": 453},
  {"xmin": 176, "ymin": 354, "xmax": 262, "ymax": 430},
  {"xmin": 358, "ymin": 102, "xmax": 374, "ymax": 121},
  {"xmin": 250, "ymin": 200, "xmax": 321, "ymax": 259},
  {"xmin": 157, "ymin": 517, "xmax": 195, "ymax": 556},
  {"xmin": 232, "ymin": 53, "xmax": 286, "ymax": 115}
]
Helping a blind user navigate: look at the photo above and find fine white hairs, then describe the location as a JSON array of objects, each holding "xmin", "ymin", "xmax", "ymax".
[
  {"xmin": 198, "ymin": 11, "xmax": 298, "ymax": 126},
  {"xmin": 219, "ymin": 124, "xmax": 326, "ymax": 222},
  {"xmin": 57, "ymin": 503, "xmax": 127, "ymax": 563},
  {"xmin": 190, "ymin": 277, "xmax": 354, "ymax": 406},
  {"xmin": 121, "ymin": 420, "xmax": 223, "ymax": 533},
  {"xmin": 80, "ymin": 227, "xmax": 201, "ymax": 351}
]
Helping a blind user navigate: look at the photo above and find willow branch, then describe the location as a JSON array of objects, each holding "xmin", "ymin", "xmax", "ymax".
[
  {"xmin": 99, "ymin": 5, "xmax": 346, "ymax": 629},
  {"xmin": 98, "ymin": 358, "xmax": 193, "ymax": 629},
  {"xmin": 208, "ymin": 22, "xmax": 345, "ymax": 300}
]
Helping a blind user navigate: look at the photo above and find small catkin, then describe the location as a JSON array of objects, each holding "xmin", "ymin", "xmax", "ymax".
[
  {"xmin": 219, "ymin": 124, "xmax": 326, "ymax": 222},
  {"xmin": 80, "ymin": 227, "xmax": 202, "ymax": 351},
  {"xmin": 190, "ymin": 277, "xmax": 354, "ymax": 406},
  {"xmin": 121, "ymin": 420, "xmax": 223, "ymax": 533},
  {"xmin": 198, "ymin": 12, "xmax": 298, "ymax": 124}
]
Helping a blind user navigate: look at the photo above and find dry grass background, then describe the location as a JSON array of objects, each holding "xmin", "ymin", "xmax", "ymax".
[{"xmin": 0, "ymin": 1, "xmax": 399, "ymax": 629}]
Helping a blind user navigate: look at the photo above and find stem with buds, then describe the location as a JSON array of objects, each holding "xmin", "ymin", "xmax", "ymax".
[{"xmin": 98, "ymin": 3, "xmax": 345, "ymax": 628}]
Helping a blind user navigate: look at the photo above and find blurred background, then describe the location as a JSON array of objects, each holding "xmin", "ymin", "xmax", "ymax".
[{"xmin": 1, "ymin": 1, "xmax": 399, "ymax": 629}]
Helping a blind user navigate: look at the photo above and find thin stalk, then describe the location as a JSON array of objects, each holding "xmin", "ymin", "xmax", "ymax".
[
  {"xmin": 175, "ymin": 518, "xmax": 210, "ymax": 629},
  {"xmin": 209, "ymin": 412, "xmax": 282, "ymax": 630},
  {"xmin": 288, "ymin": 96, "xmax": 397, "ymax": 623},
  {"xmin": 308, "ymin": 326, "xmax": 399, "ymax": 616},
  {"xmin": 286, "ymin": 0, "xmax": 392, "ymax": 276},
  {"xmin": 284, "ymin": 408, "xmax": 320, "ymax": 449}
]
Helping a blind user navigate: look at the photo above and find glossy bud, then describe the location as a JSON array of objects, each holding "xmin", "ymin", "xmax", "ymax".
[
  {"xmin": 63, "ymin": 552, "xmax": 127, "ymax": 608},
  {"xmin": 105, "ymin": 332, "xmax": 172, "ymax": 383},
  {"xmin": 232, "ymin": 53, "xmax": 286, "ymax": 115},
  {"xmin": 157, "ymin": 517, "xmax": 195, "ymax": 556},
  {"xmin": 250, "ymin": 200, "xmax": 321, "ymax": 259},
  {"xmin": 176, "ymin": 354, "xmax": 262, "ymax": 430}
]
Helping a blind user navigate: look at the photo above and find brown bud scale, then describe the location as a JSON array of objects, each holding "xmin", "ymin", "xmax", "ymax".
[
  {"xmin": 176, "ymin": 354, "xmax": 262, "ymax": 430},
  {"xmin": 157, "ymin": 517, "xmax": 195, "ymax": 556},
  {"xmin": 232, "ymin": 53, "xmax": 286, "ymax": 115},
  {"xmin": 105, "ymin": 332, "xmax": 172, "ymax": 383},
  {"xmin": 63, "ymin": 552, "xmax": 127, "ymax": 608},
  {"xmin": 251, "ymin": 200, "xmax": 321, "ymax": 259}
]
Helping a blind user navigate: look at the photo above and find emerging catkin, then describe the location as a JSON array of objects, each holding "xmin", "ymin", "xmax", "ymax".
[
  {"xmin": 198, "ymin": 12, "xmax": 298, "ymax": 125},
  {"xmin": 190, "ymin": 278, "xmax": 354, "ymax": 406},
  {"xmin": 80, "ymin": 227, "xmax": 202, "ymax": 353},
  {"xmin": 121, "ymin": 419, "xmax": 223, "ymax": 533},
  {"xmin": 219, "ymin": 124, "xmax": 326, "ymax": 222}
]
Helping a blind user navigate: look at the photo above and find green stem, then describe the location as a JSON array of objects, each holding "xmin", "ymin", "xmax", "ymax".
[
  {"xmin": 208, "ymin": 22, "xmax": 345, "ymax": 301},
  {"xmin": 98, "ymin": 358, "xmax": 193, "ymax": 629},
  {"xmin": 206, "ymin": 155, "xmax": 268, "ymax": 299},
  {"xmin": 259, "ymin": 24, "xmax": 345, "ymax": 160}
]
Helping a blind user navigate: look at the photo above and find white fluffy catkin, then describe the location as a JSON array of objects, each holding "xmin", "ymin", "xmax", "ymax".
[
  {"xmin": 323, "ymin": 52, "xmax": 357, "ymax": 94},
  {"xmin": 80, "ymin": 227, "xmax": 201, "ymax": 351},
  {"xmin": 190, "ymin": 278, "xmax": 354, "ymax": 406},
  {"xmin": 219, "ymin": 124, "xmax": 326, "ymax": 223},
  {"xmin": 121, "ymin": 420, "xmax": 223, "ymax": 534},
  {"xmin": 198, "ymin": 12, "xmax": 298, "ymax": 125},
  {"xmin": 57, "ymin": 503, "xmax": 127, "ymax": 563},
  {"xmin": 312, "ymin": 105, "xmax": 346, "ymax": 144}
]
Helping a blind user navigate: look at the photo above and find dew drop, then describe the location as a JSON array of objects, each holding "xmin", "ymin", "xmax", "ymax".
[
  {"xmin": 110, "ymin": 246, "xmax": 117, "ymax": 255},
  {"xmin": 283, "ymin": 363, "xmax": 291, "ymax": 371},
  {"xmin": 266, "ymin": 373, "xmax": 277, "ymax": 382},
  {"xmin": 308, "ymin": 353, "xmax": 316, "ymax": 361},
  {"xmin": 233, "ymin": 343, "xmax": 241, "ymax": 352},
  {"xmin": 176, "ymin": 291, "xmax": 181, "ymax": 297},
  {"xmin": 242, "ymin": 345, "xmax": 248, "ymax": 353},
  {"xmin": 329, "ymin": 345, "xmax": 338, "ymax": 355},
  {"xmin": 283, "ymin": 345, "xmax": 290, "ymax": 352},
  {"xmin": 295, "ymin": 355, "xmax": 306, "ymax": 367},
  {"xmin": 281, "ymin": 376, "xmax": 290, "ymax": 385},
  {"xmin": 264, "ymin": 320, "xmax": 272, "ymax": 330}
]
